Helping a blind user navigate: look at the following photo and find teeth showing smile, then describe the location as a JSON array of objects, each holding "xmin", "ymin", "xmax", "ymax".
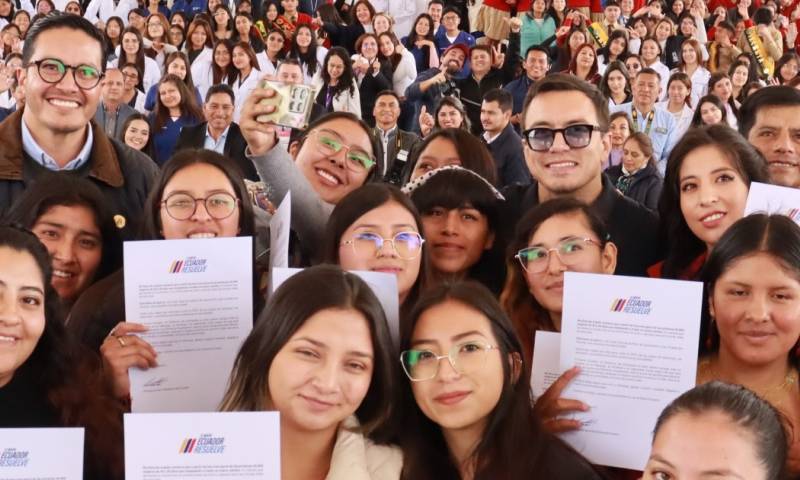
[
  {"xmin": 188, "ymin": 233, "xmax": 216, "ymax": 239},
  {"xmin": 48, "ymin": 99, "xmax": 79, "ymax": 108},
  {"xmin": 52, "ymin": 269, "xmax": 74, "ymax": 279},
  {"xmin": 770, "ymin": 162, "xmax": 797, "ymax": 168},
  {"xmin": 548, "ymin": 161, "xmax": 577, "ymax": 169},
  {"xmin": 316, "ymin": 169, "xmax": 340, "ymax": 185},
  {"xmin": 0, "ymin": 335, "xmax": 16, "ymax": 343},
  {"xmin": 702, "ymin": 212, "xmax": 724, "ymax": 222}
]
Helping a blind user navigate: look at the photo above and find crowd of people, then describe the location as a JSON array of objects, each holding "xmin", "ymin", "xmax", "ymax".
[{"xmin": 2, "ymin": 0, "xmax": 800, "ymax": 477}]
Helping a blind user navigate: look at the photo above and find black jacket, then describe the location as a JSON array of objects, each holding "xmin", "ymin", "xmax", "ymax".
[
  {"xmin": 0, "ymin": 109, "xmax": 159, "ymax": 240},
  {"xmin": 485, "ymin": 123, "xmax": 531, "ymax": 188},
  {"xmin": 605, "ymin": 163, "xmax": 663, "ymax": 212},
  {"xmin": 357, "ymin": 60, "xmax": 393, "ymax": 127},
  {"xmin": 322, "ymin": 21, "xmax": 365, "ymax": 54},
  {"xmin": 174, "ymin": 121, "xmax": 259, "ymax": 181},
  {"xmin": 500, "ymin": 174, "xmax": 661, "ymax": 276},
  {"xmin": 373, "ymin": 126, "xmax": 422, "ymax": 185}
]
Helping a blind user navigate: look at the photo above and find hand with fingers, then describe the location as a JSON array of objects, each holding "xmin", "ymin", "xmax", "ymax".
[
  {"xmin": 100, "ymin": 322, "xmax": 158, "ymax": 400},
  {"xmin": 533, "ymin": 366, "xmax": 589, "ymax": 433},
  {"xmin": 240, "ymin": 86, "xmax": 280, "ymax": 156},
  {"xmin": 492, "ymin": 44, "xmax": 506, "ymax": 68},
  {"xmin": 419, "ymin": 105, "xmax": 435, "ymax": 136}
]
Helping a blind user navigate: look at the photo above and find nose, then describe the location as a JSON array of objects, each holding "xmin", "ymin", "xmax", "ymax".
[
  {"xmin": 376, "ymin": 236, "xmax": 398, "ymax": 258},
  {"xmin": 328, "ymin": 146, "xmax": 348, "ymax": 169},
  {"xmin": 0, "ymin": 291, "xmax": 21, "ymax": 326},
  {"xmin": 441, "ymin": 211, "xmax": 460, "ymax": 235},
  {"xmin": 436, "ymin": 353, "xmax": 461, "ymax": 381},
  {"xmin": 698, "ymin": 183, "xmax": 719, "ymax": 206},
  {"xmin": 312, "ymin": 358, "xmax": 341, "ymax": 393},
  {"xmin": 549, "ymin": 130, "xmax": 571, "ymax": 153},
  {"xmin": 774, "ymin": 129, "xmax": 796, "ymax": 154},
  {"xmin": 545, "ymin": 248, "xmax": 567, "ymax": 274},
  {"xmin": 744, "ymin": 293, "xmax": 770, "ymax": 323},
  {"xmin": 51, "ymin": 236, "xmax": 77, "ymax": 264},
  {"xmin": 53, "ymin": 66, "xmax": 80, "ymax": 92},
  {"xmin": 190, "ymin": 199, "xmax": 213, "ymax": 222}
]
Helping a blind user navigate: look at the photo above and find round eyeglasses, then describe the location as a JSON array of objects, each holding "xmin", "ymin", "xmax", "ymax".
[
  {"xmin": 27, "ymin": 58, "xmax": 104, "ymax": 90},
  {"xmin": 400, "ymin": 341, "xmax": 499, "ymax": 382},
  {"xmin": 515, "ymin": 237, "xmax": 601, "ymax": 274},
  {"xmin": 161, "ymin": 192, "xmax": 240, "ymax": 221},
  {"xmin": 341, "ymin": 231, "xmax": 424, "ymax": 260}
]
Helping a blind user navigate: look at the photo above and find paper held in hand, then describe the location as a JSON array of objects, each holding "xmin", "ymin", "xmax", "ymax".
[
  {"xmin": 0, "ymin": 428, "xmax": 84, "ymax": 479},
  {"xmin": 744, "ymin": 181, "xmax": 800, "ymax": 225},
  {"xmin": 256, "ymin": 80, "xmax": 317, "ymax": 129},
  {"xmin": 124, "ymin": 412, "xmax": 280, "ymax": 480},
  {"xmin": 124, "ymin": 237, "xmax": 253, "ymax": 413},
  {"xmin": 556, "ymin": 272, "xmax": 702, "ymax": 470}
]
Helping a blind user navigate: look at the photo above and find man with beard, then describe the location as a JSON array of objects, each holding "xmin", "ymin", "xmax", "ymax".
[
  {"xmin": 740, "ymin": 86, "xmax": 800, "ymax": 189},
  {"xmin": 405, "ymin": 43, "xmax": 469, "ymax": 124}
]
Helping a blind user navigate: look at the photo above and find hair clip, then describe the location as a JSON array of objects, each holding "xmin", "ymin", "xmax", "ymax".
[{"xmin": 401, "ymin": 164, "xmax": 506, "ymax": 201}]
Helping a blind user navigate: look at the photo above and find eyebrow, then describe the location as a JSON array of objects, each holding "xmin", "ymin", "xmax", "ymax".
[
  {"xmin": 529, "ymin": 235, "xmax": 585, "ymax": 247},
  {"xmin": 411, "ymin": 330, "xmax": 488, "ymax": 347},
  {"xmin": 316, "ymin": 128, "xmax": 371, "ymax": 153},
  {"xmin": 528, "ymin": 119, "xmax": 593, "ymax": 128},
  {"xmin": 164, "ymin": 188, "xmax": 234, "ymax": 197},
  {"xmin": 36, "ymin": 221, "xmax": 100, "ymax": 238},
  {"xmin": 293, "ymin": 336, "xmax": 373, "ymax": 359},
  {"xmin": 0, "ymin": 279, "xmax": 44, "ymax": 295},
  {"xmin": 354, "ymin": 224, "xmax": 418, "ymax": 231},
  {"xmin": 680, "ymin": 167, "xmax": 738, "ymax": 182}
]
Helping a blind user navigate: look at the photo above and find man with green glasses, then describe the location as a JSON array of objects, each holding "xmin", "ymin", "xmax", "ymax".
[
  {"xmin": 239, "ymin": 85, "xmax": 383, "ymax": 261},
  {"xmin": 0, "ymin": 13, "xmax": 158, "ymax": 239}
]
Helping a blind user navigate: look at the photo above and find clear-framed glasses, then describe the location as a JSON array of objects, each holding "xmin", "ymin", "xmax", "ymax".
[
  {"xmin": 515, "ymin": 237, "xmax": 601, "ymax": 274},
  {"xmin": 341, "ymin": 231, "xmax": 424, "ymax": 260},
  {"xmin": 522, "ymin": 124, "xmax": 602, "ymax": 151},
  {"xmin": 160, "ymin": 192, "xmax": 240, "ymax": 220},
  {"xmin": 310, "ymin": 129, "xmax": 376, "ymax": 173},
  {"xmin": 26, "ymin": 58, "xmax": 103, "ymax": 90},
  {"xmin": 400, "ymin": 341, "xmax": 499, "ymax": 382}
]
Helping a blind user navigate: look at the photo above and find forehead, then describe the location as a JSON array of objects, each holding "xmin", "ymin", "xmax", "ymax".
[
  {"xmin": 530, "ymin": 212, "xmax": 595, "ymax": 243},
  {"xmin": 413, "ymin": 300, "xmax": 493, "ymax": 341},
  {"xmin": 164, "ymin": 163, "xmax": 234, "ymax": 193},
  {"xmin": 752, "ymin": 104, "xmax": 800, "ymax": 128},
  {"xmin": 313, "ymin": 118, "xmax": 373, "ymax": 152},
  {"xmin": 207, "ymin": 92, "xmax": 232, "ymax": 104},
  {"xmin": 277, "ymin": 64, "xmax": 302, "ymax": 75},
  {"xmin": 105, "ymin": 69, "xmax": 124, "ymax": 81},
  {"xmin": 525, "ymin": 90, "xmax": 599, "ymax": 128},
  {"xmin": 129, "ymin": 118, "xmax": 148, "ymax": 129},
  {"xmin": 376, "ymin": 94, "xmax": 398, "ymax": 105},
  {"xmin": 636, "ymin": 73, "xmax": 659, "ymax": 83},
  {"xmin": 31, "ymin": 27, "xmax": 103, "ymax": 67}
]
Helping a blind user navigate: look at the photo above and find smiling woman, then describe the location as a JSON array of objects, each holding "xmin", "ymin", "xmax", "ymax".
[
  {"xmin": 5, "ymin": 173, "xmax": 122, "ymax": 309},
  {"xmin": 220, "ymin": 265, "xmax": 401, "ymax": 480}
]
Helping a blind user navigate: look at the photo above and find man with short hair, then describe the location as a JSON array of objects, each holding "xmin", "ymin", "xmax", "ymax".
[
  {"xmin": 434, "ymin": 6, "xmax": 475, "ymax": 55},
  {"xmin": 428, "ymin": 0, "xmax": 445, "ymax": 36},
  {"xmin": 372, "ymin": 90, "xmax": 421, "ymax": 185},
  {"xmin": 127, "ymin": 8, "xmax": 146, "ymax": 34},
  {"xmin": 500, "ymin": 74, "xmax": 659, "ymax": 276},
  {"xmin": 504, "ymin": 45, "xmax": 550, "ymax": 127},
  {"xmin": 619, "ymin": 0, "xmax": 634, "ymax": 24},
  {"xmin": 586, "ymin": 1, "xmax": 624, "ymax": 47},
  {"xmin": 481, "ymin": 88, "xmax": 530, "ymax": 187},
  {"xmin": 275, "ymin": 58, "xmax": 304, "ymax": 84},
  {"xmin": 740, "ymin": 86, "xmax": 800, "ymax": 188},
  {"xmin": 458, "ymin": 23, "xmax": 520, "ymax": 134},
  {"xmin": 175, "ymin": 83, "xmax": 257, "ymax": 180},
  {"xmin": 0, "ymin": 13, "xmax": 157, "ymax": 238},
  {"xmin": 611, "ymin": 68, "xmax": 678, "ymax": 174},
  {"xmin": 406, "ymin": 43, "xmax": 468, "ymax": 116},
  {"xmin": 94, "ymin": 68, "xmax": 135, "ymax": 139}
]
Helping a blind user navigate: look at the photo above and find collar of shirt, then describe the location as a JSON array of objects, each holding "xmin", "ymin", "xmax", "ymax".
[
  {"xmin": 483, "ymin": 130, "xmax": 502, "ymax": 144},
  {"xmin": 21, "ymin": 118, "xmax": 93, "ymax": 171},
  {"xmin": 378, "ymin": 125, "xmax": 397, "ymax": 141},
  {"xmin": 204, "ymin": 124, "xmax": 230, "ymax": 149}
]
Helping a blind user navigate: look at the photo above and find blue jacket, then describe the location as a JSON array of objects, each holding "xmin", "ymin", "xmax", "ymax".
[
  {"xmin": 504, "ymin": 74, "xmax": 535, "ymax": 116},
  {"xmin": 150, "ymin": 115, "xmax": 199, "ymax": 166},
  {"xmin": 171, "ymin": 0, "xmax": 206, "ymax": 19}
]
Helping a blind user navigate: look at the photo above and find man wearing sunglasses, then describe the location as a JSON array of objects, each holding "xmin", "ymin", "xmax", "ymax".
[
  {"xmin": 0, "ymin": 13, "xmax": 157, "ymax": 239},
  {"xmin": 610, "ymin": 68, "xmax": 679, "ymax": 175},
  {"xmin": 500, "ymin": 74, "xmax": 660, "ymax": 277}
]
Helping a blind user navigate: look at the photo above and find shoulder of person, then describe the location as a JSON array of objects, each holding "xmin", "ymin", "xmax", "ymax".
[
  {"xmin": 327, "ymin": 417, "xmax": 402, "ymax": 480},
  {"xmin": 110, "ymin": 137, "xmax": 159, "ymax": 178}
]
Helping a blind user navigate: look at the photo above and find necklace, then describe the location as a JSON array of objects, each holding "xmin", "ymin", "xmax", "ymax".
[{"xmin": 699, "ymin": 358, "xmax": 798, "ymax": 408}]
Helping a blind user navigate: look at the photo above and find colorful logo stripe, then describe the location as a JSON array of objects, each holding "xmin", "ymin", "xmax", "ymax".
[
  {"xmin": 169, "ymin": 260, "xmax": 184, "ymax": 273},
  {"xmin": 610, "ymin": 298, "xmax": 627, "ymax": 312},
  {"xmin": 788, "ymin": 208, "xmax": 800, "ymax": 221},
  {"xmin": 179, "ymin": 438, "xmax": 197, "ymax": 453}
]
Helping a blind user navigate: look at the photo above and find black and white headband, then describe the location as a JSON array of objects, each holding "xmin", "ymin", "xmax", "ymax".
[{"xmin": 400, "ymin": 165, "xmax": 506, "ymax": 201}]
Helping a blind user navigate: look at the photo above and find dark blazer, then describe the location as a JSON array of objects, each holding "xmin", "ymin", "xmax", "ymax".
[
  {"xmin": 485, "ymin": 123, "xmax": 531, "ymax": 188},
  {"xmin": 373, "ymin": 126, "xmax": 422, "ymax": 183},
  {"xmin": 93, "ymin": 101, "xmax": 136, "ymax": 140},
  {"xmin": 174, "ymin": 121, "xmax": 259, "ymax": 181}
]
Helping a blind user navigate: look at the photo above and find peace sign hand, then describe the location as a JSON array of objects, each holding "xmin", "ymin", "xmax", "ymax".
[{"xmin": 492, "ymin": 44, "xmax": 506, "ymax": 68}]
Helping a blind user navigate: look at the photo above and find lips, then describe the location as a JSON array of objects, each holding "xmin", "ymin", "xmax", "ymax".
[
  {"xmin": 188, "ymin": 232, "xmax": 217, "ymax": 239},
  {"xmin": 699, "ymin": 211, "xmax": 726, "ymax": 228},
  {"xmin": 434, "ymin": 390, "xmax": 470, "ymax": 405},
  {"xmin": 0, "ymin": 334, "xmax": 19, "ymax": 344},
  {"xmin": 52, "ymin": 269, "xmax": 76, "ymax": 280},
  {"xmin": 299, "ymin": 394, "xmax": 336, "ymax": 412},
  {"xmin": 768, "ymin": 160, "xmax": 799, "ymax": 169},
  {"xmin": 47, "ymin": 98, "xmax": 81, "ymax": 108},
  {"xmin": 545, "ymin": 160, "xmax": 578, "ymax": 171},
  {"xmin": 315, "ymin": 167, "xmax": 343, "ymax": 187},
  {"xmin": 433, "ymin": 242, "xmax": 464, "ymax": 254}
]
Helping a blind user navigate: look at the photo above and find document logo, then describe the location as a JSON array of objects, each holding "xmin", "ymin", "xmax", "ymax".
[
  {"xmin": 786, "ymin": 208, "xmax": 800, "ymax": 222},
  {"xmin": 0, "ymin": 448, "xmax": 29, "ymax": 467},
  {"xmin": 179, "ymin": 434, "xmax": 226, "ymax": 454},
  {"xmin": 168, "ymin": 256, "xmax": 208, "ymax": 273},
  {"xmin": 610, "ymin": 296, "xmax": 653, "ymax": 315}
]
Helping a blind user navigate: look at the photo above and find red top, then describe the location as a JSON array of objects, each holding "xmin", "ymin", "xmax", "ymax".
[
  {"xmin": 481, "ymin": 0, "xmax": 515, "ymax": 12},
  {"xmin": 647, "ymin": 253, "xmax": 707, "ymax": 280}
]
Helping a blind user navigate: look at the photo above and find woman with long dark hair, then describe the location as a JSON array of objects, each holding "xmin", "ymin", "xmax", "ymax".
[
  {"xmin": 0, "ymin": 225, "xmax": 125, "ymax": 479},
  {"xmin": 230, "ymin": 41, "xmax": 261, "ymax": 122},
  {"xmin": 144, "ymin": 51, "xmax": 202, "ymax": 110},
  {"xmin": 402, "ymin": 13, "xmax": 439, "ymax": 73},
  {"xmin": 399, "ymin": 281, "xmax": 602, "ymax": 479},
  {"xmin": 690, "ymin": 94, "xmax": 728, "ymax": 127},
  {"xmin": 221, "ymin": 265, "xmax": 401, "ymax": 478},
  {"xmin": 114, "ymin": 26, "xmax": 161, "ymax": 92},
  {"xmin": 148, "ymin": 74, "xmax": 203, "ymax": 164},
  {"xmin": 314, "ymin": 46, "xmax": 361, "ymax": 116},
  {"xmin": 351, "ymin": 32, "xmax": 392, "ymax": 125},
  {"xmin": 599, "ymin": 60, "xmax": 632, "ymax": 106},
  {"xmin": 211, "ymin": 4, "xmax": 235, "ymax": 41},
  {"xmin": 652, "ymin": 125, "xmax": 768, "ymax": 279},
  {"xmin": 289, "ymin": 22, "xmax": 327, "ymax": 84}
]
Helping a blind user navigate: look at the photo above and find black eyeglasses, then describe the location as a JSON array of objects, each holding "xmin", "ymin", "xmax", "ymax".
[
  {"xmin": 160, "ymin": 192, "xmax": 240, "ymax": 220},
  {"xmin": 522, "ymin": 124, "xmax": 603, "ymax": 152},
  {"xmin": 26, "ymin": 58, "xmax": 104, "ymax": 90}
]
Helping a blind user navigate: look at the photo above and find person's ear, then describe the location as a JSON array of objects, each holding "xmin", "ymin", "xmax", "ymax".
[
  {"xmin": 288, "ymin": 140, "xmax": 301, "ymax": 159},
  {"xmin": 601, "ymin": 241, "xmax": 618, "ymax": 274},
  {"xmin": 484, "ymin": 230, "xmax": 495, "ymax": 250},
  {"xmin": 508, "ymin": 352, "xmax": 523, "ymax": 384},
  {"xmin": 708, "ymin": 294, "xmax": 715, "ymax": 319}
]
